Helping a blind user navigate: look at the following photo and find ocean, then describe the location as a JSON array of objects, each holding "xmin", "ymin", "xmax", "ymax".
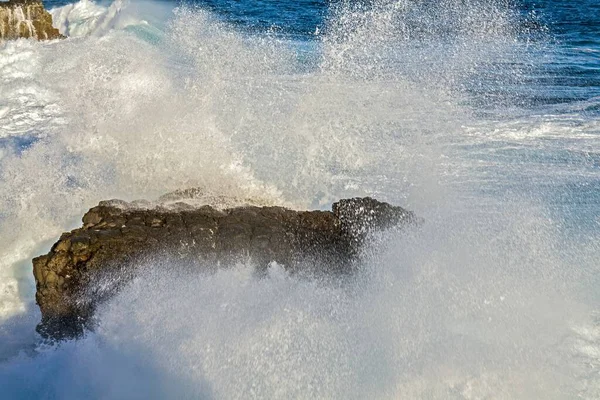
[{"xmin": 1, "ymin": 0, "xmax": 600, "ymax": 398}]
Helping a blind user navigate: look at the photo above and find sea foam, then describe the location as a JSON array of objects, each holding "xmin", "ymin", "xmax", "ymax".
[{"xmin": 1, "ymin": 0, "xmax": 600, "ymax": 398}]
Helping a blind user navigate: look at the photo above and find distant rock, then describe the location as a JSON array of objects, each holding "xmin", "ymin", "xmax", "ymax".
[
  {"xmin": 0, "ymin": 0, "xmax": 62, "ymax": 40},
  {"xmin": 33, "ymin": 196, "xmax": 418, "ymax": 340}
]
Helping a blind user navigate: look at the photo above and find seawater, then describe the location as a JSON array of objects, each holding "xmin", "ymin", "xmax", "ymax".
[{"xmin": 0, "ymin": 0, "xmax": 599, "ymax": 398}]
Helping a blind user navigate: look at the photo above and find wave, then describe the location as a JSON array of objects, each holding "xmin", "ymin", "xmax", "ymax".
[
  {"xmin": 0, "ymin": 0, "xmax": 599, "ymax": 398},
  {"xmin": 49, "ymin": 0, "xmax": 168, "ymax": 38}
]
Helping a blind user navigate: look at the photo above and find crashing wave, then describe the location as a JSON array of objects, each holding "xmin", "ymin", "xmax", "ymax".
[{"xmin": 50, "ymin": 0, "xmax": 142, "ymax": 37}]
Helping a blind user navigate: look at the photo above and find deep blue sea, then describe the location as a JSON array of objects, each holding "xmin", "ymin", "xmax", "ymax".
[{"xmin": 1, "ymin": 0, "xmax": 600, "ymax": 398}]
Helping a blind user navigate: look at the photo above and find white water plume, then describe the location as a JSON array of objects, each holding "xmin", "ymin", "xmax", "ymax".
[
  {"xmin": 1, "ymin": 204, "xmax": 599, "ymax": 399},
  {"xmin": 50, "ymin": 0, "xmax": 144, "ymax": 38},
  {"xmin": 0, "ymin": 0, "xmax": 599, "ymax": 398}
]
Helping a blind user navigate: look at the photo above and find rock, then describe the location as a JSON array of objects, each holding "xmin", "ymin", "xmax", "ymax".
[
  {"xmin": 0, "ymin": 0, "xmax": 63, "ymax": 41},
  {"xmin": 33, "ymin": 196, "xmax": 418, "ymax": 340}
]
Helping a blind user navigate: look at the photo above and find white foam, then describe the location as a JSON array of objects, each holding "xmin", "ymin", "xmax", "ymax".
[
  {"xmin": 50, "ymin": 0, "xmax": 129, "ymax": 37},
  {"xmin": 0, "ymin": 0, "xmax": 599, "ymax": 397},
  {"xmin": 2, "ymin": 208, "xmax": 597, "ymax": 398}
]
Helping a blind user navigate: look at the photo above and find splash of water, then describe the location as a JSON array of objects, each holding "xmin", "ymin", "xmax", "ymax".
[
  {"xmin": 1, "ymin": 4, "xmax": 36, "ymax": 40},
  {"xmin": 0, "ymin": 0, "xmax": 599, "ymax": 398}
]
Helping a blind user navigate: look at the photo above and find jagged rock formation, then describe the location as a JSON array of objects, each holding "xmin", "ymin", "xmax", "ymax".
[
  {"xmin": 33, "ymin": 197, "xmax": 417, "ymax": 340},
  {"xmin": 0, "ymin": 0, "xmax": 62, "ymax": 40}
]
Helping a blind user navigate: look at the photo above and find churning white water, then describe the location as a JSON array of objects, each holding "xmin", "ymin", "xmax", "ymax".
[{"xmin": 1, "ymin": 0, "xmax": 600, "ymax": 398}]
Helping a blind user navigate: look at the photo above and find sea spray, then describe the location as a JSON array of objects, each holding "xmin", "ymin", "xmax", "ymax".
[
  {"xmin": 2, "ymin": 204, "xmax": 598, "ymax": 398},
  {"xmin": 0, "ymin": 0, "xmax": 599, "ymax": 398}
]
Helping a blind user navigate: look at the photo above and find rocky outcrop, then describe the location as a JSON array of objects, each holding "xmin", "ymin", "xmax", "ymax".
[
  {"xmin": 0, "ymin": 0, "xmax": 62, "ymax": 40},
  {"xmin": 33, "ymin": 197, "xmax": 417, "ymax": 340}
]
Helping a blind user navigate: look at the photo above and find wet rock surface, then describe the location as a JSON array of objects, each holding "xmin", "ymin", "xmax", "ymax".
[
  {"xmin": 33, "ymin": 197, "xmax": 417, "ymax": 340},
  {"xmin": 0, "ymin": 0, "xmax": 62, "ymax": 40}
]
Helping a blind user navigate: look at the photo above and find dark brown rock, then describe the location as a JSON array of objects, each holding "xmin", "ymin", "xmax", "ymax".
[
  {"xmin": 33, "ymin": 197, "xmax": 417, "ymax": 340},
  {"xmin": 0, "ymin": 0, "xmax": 63, "ymax": 41}
]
